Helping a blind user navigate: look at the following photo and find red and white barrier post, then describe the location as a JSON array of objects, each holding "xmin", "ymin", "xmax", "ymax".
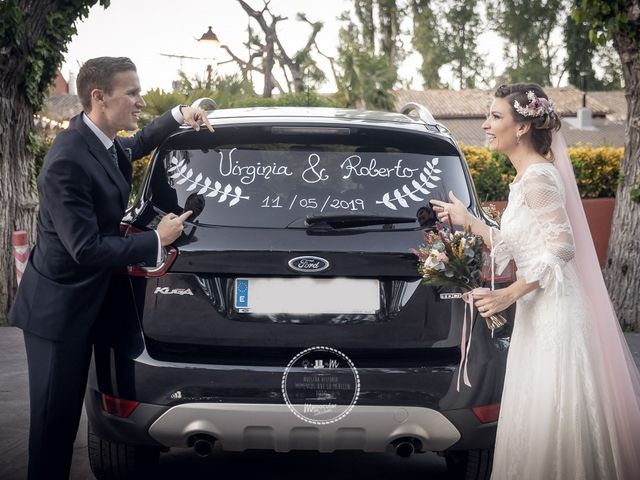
[{"xmin": 12, "ymin": 231, "xmax": 29, "ymax": 286}]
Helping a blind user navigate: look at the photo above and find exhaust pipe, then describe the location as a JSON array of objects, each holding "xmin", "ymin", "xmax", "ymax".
[
  {"xmin": 188, "ymin": 434, "xmax": 216, "ymax": 457},
  {"xmin": 392, "ymin": 437, "xmax": 421, "ymax": 458}
]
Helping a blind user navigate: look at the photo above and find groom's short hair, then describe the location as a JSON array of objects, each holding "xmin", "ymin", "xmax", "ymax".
[{"xmin": 76, "ymin": 57, "xmax": 137, "ymax": 112}]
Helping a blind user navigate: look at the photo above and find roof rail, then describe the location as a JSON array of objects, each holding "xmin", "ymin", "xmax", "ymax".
[
  {"xmin": 400, "ymin": 102, "xmax": 437, "ymax": 125},
  {"xmin": 191, "ymin": 97, "xmax": 217, "ymax": 110}
]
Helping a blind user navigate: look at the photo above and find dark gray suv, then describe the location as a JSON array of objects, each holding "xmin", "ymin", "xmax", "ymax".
[{"xmin": 86, "ymin": 102, "xmax": 514, "ymax": 480}]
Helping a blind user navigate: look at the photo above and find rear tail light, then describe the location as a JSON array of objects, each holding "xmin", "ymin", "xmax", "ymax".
[
  {"xmin": 117, "ymin": 223, "xmax": 178, "ymax": 277},
  {"xmin": 126, "ymin": 246, "xmax": 177, "ymax": 277},
  {"xmin": 100, "ymin": 393, "xmax": 139, "ymax": 418},
  {"xmin": 472, "ymin": 403, "xmax": 500, "ymax": 423}
]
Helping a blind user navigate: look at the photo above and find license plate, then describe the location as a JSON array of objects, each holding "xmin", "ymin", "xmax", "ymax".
[{"xmin": 234, "ymin": 278, "xmax": 380, "ymax": 314}]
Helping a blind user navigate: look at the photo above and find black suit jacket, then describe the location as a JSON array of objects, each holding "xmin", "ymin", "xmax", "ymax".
[{"xmin": 9, "ymin": 111, "xmax": 180, "ymax": 341}]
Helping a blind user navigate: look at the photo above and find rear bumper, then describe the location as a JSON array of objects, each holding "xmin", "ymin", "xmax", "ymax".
[
  {"xmin": 86, "ymin": 344, "xmax": 502, "ymax": 452},
  {"xmin": 148, "ymin": 403, "xmax": 460, "ymax": 452}
]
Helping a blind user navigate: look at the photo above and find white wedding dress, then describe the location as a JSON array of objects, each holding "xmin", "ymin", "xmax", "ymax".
[{"xmin": 488, "ymin": 162, "xmax": 634, "ymax": 479}]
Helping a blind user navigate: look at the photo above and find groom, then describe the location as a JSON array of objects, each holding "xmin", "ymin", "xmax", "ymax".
[{"xmin": 9, "ymin": 56, "xmax": 213, "ymax": 479}]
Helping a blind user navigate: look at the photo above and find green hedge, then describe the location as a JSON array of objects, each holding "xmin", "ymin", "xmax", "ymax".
[{"xmin": 461, "ymin": 143, "xmax": 624, "ymax": 201}]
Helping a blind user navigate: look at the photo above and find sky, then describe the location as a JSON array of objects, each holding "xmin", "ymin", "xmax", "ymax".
[{"xmin": 61, "ymin": 0, "xmax": 508, "ymax": 95}]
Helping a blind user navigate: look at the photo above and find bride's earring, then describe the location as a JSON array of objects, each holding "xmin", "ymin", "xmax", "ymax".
[{"xmin": 516, "ymin": 133, "xmax": 521, "ymax": 144}]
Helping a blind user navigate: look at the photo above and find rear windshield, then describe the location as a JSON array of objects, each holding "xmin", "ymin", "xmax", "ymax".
[{"xmin": 149, "ymin": 125, "xmax": 472, "ymax": 228}]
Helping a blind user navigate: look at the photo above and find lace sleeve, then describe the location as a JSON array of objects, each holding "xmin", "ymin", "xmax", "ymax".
[
  {"xmin": 520, "ymin": 166, "xmax": 575, "ymax": 293},
  {"xmin": 489, "ymin": 226, "xmax": 512, "ymax": 275}
]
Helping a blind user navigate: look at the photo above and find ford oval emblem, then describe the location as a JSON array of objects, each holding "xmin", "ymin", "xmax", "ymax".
[{"xmin": 288, "ymin": 256, "xmax": 330, "ymax": 273}]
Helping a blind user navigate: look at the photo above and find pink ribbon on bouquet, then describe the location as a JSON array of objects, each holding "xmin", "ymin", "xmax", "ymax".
[{"xmin": 457, "ymin": 287, "xmax": 489, "ymax": 392}]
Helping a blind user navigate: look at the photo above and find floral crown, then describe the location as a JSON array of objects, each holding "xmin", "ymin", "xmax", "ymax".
[{"xmin": 513, "ymin": 90, "xmax": 555, "ymax": 118}]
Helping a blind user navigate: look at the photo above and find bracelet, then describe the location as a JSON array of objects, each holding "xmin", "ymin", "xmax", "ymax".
[{"xmin": 179, "ymin": 104, "xmax": 189, "ymax": 115}]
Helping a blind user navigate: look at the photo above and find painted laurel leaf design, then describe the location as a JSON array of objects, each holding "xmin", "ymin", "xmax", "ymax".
[
  {"xmin": 219, "ymin": 184, "xmax": 233, "ymax": 203},
  {"xmin": 381, "ymin": 192, "xmax": 397, "ymax": 210},
  {"xmin": 393, "ymin": 189, "xmax": 409, "ymax": 208},
  {"xmin": 375, "ymin": 157, "xmax": 441, "ymax": 210},
  {"xmin": 168, "ymin": 156, "xmax": 249, "ymax": 206},
  {"xmin": 402, "ymin": 185, "xmax": 423, "ymax": 201}
]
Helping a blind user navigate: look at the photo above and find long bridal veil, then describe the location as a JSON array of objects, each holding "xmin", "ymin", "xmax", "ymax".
[{"xmin": 551, "ymin": 132, "xmax": 640, "ymax": 477}]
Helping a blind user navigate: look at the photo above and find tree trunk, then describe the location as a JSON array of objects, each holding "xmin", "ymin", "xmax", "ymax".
[
  {"xmin": 291, "ymin": 64, "xmax": 304, "ymax": 93},
  {"xmin": 0, "ymin": 0, "xmax": 107, "ymax": 321},
  {"xmin": 0, "ymin": 58, "xmax": 38, "ymax": 323},
  {"xmin": 604, "ymin": 29, "xmax": 640, "ymax": 331},
  {"xmin": 262, "ymin": 30, "xmax": 275, "ymax": 97}
]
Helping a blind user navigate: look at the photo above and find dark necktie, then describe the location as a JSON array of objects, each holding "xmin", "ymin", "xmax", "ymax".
[{"xmin": 108, "ymin": 145, "xmax": 119, "ymax": 170}]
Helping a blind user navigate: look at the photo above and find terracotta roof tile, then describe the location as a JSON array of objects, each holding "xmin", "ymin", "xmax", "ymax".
[
  {"xmin": 394, "ymin": 86, "xmax": 613, "ymax": 118},
  {"xmin": 41, "ymin": 94, "xmax": 82, "ymax": 121},
  {"xmin": 588, "ymin": 91, "xmax": 627, "ymax": 121},
  {"xmin": 441, "ymin": 118, "xmax": 624, "ymax": 148}
]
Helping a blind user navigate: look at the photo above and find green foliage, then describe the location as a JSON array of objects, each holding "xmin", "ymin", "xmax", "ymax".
[
  {"xmin": 130, "ymin": 153, "xmax": 152, "ymax": 205},
  {"xmin": 572, "ymin": 1, "xmax": 638, "ymax": 45},
  {"xmin": 487, "ymin": 0, "xmax": 563, "ymax": 85},
  {"xmin": 375, "ymin": 0, "xmax": 404, "ymax": 63},
  {"xmin": 461, "ymin": 144, "xmax": 514, "ymax": 201},
  {"xmin": 335, "ymin": 2, "xmax": 402, "ymax": 109},
  {"xmin": 0, "ymin": 0, "xmax": 109, "ymax": 111},
  {"xmin": 462, "ymin": 143, "xmax": 623, "ymax": 201},
  {"xmin": 139, "ymin": 88, "xmax": 188, "ymax": 127},
  {"xmin": 444, "ymin": 0, "xmax": 486, "ymax": 89},
  {"xmin": 564, "ymin": 0, "xmax": 623, "ymax": 90},
  {"xmin": 570, "ymin": 144, "xmax": 624, "ymax": 197},
  {"xmin": 163, "ymin": 72, "xmax": 341, "ymax": 110},
  {"xmin": 0, "ymin": 1, "xmax": 25, "ymax": 49},
  {"xmin": 143, "ymin": 89, "xmax": 188, "ymax": 116},
  {"xmin": 335, "ymin": 13, "xmax": 397, "ymax": 110},
  {"xmin": 223, "ymin": 92, "xmax": 341, "ymax": 108},
  {"xmin": 26, "ymin": 129, "xmax": 54, "ymax": 189},
  {"xmin": 411, "ymin": 0, "xmax": 448, "ymax": 88}
]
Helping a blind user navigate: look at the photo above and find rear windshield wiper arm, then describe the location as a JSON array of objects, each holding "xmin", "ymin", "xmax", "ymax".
[{"xmin": 305, "ymin": 213, "xmax": 417, "ymax": 230}]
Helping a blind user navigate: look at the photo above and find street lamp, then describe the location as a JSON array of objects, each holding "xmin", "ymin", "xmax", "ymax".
[
  {"xmin": 577, "ymin": 71, "xmax": 592, "ymax": 129},
  {"xmin": 197, "ymin": 26, "xmax": 220, "ymax": 47},
  {"xmin": 579, "ymin": 71, "xmax": 588, "ymax": 108},
  {"xmin": 197, "ymin": 27, "xmax": 221, "ymax": 89}
]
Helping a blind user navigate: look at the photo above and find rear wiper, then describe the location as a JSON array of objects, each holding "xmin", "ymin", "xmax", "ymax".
[{"xmin": 304, "ymin": 213, "xmax": 417, "ymax": 230}]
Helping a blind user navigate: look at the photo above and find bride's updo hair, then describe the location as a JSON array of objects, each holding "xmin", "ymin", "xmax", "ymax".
[{"xmin": 495, "ymin": 83, "xmax": 561, "ymax": 158}]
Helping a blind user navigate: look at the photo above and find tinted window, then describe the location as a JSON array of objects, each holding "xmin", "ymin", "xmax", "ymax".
[{"xmin": 150, "ymin": 126, "xmax": 471, "ymax": 228}]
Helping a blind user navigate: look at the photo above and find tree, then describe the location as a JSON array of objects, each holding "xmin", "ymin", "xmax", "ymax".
[
  {"xmin": 444, "ymin": 0, "xmax": 486, "ymax": 89},
  {"xmin": 563, "ymin": 2, "xmax": 601, "ymax": 89},
  {"xmin": 335, "ymin": 14, "xmax": 398, "ymax": 110},
  {"xmin": 563, "ymin": 0, "xmax": 623, "ymax": 90},
  {"xmin": 225, "ymin": 0, "xmax": 327, "ymax": 98},
  {"xmin": 573, "ymin": 0, "xmax": 640, "ymax": 331},
  {"xmin": 0, "ymin": 0, "xmax": 107, "ymax": 320},
  {"xmin": 592, "ymin": 43, "xmax": 624, "ymax": 89},
  {"xmin": 335, "ymin": 1, "xmax": 405, "ymax": 109},
  {"xmin": 487, "ymin": 0, "xmax": 563, "ymax": 85},
  {"xmin": 375, "ymin": 0, "xmax": 404, "ymax": 64},
  {"xmin": 410, "ymin": 0, "xmax": 449, "ymax": 88}
]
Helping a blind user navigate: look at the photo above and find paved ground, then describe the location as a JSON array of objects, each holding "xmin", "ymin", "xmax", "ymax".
[{"xmin": 1, "ymin": 325, "xmax": 639, "ymax": 480}]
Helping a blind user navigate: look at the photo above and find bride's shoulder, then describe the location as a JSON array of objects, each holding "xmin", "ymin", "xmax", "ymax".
[
  {"xmin": 520, "ymin": 161, "xmax": 564, "ymax": 196},
  {"xmin": 522, "ymin": 161, "xmax": 559, "ymax": 182}
]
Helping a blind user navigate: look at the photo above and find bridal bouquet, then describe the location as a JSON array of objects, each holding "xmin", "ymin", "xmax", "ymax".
[{"xmin": 411, "ymin": 223, "xmax": 506, "ymax": 332}]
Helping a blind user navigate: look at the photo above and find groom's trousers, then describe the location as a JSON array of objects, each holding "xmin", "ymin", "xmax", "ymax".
[{"xmin": 23, "ymin": 331, "xmax": 93, "ymax": 480}]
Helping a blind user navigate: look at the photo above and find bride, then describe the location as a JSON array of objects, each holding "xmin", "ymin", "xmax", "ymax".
[{"xmin": 431, "ymin": 83, "xmax": 640, "ymax": 479}]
